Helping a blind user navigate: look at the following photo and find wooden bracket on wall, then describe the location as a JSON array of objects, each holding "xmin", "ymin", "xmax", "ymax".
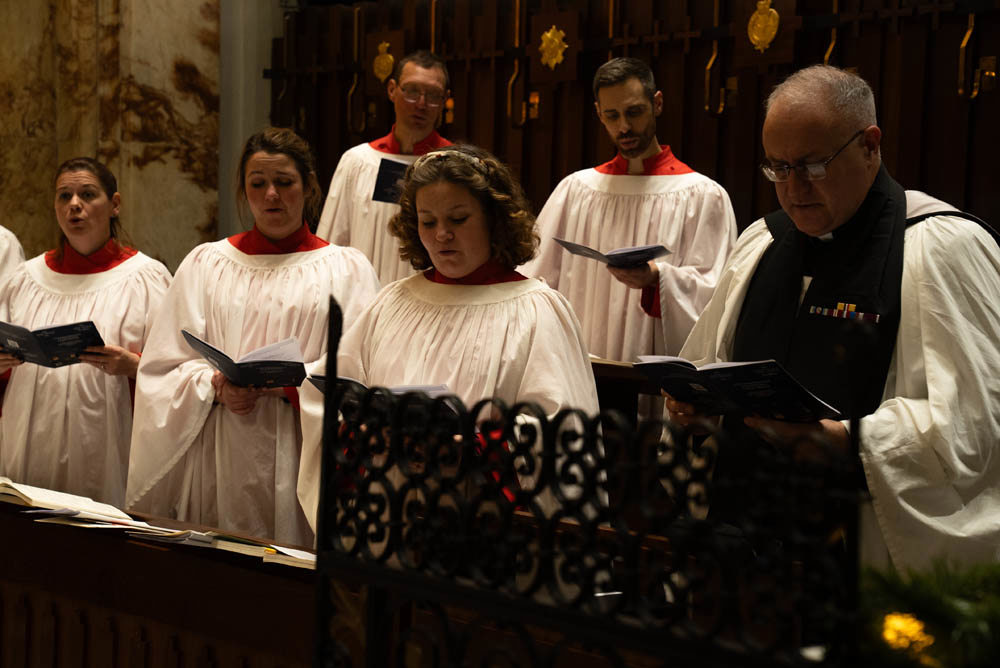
[
  {"xmin": 430, "ymin": 0, "xmax": 437, "ymax": 54},
  {"xmin": 704, "ymin": 0, "xmax": 727, "ymax": 116},
  {"xmin": 823, "ymin": 0, "xmax": 839, "ymax": 65},
  {"xmin": 347, "ymin": 6, "xmax": 366, "ymax": 133},
  {"xmin": 958, "ymin": 13, "xmax": 975, "ymax": 98},
  {"xmin": 506, "ymin": 0, "xmax": 528, "ymax": 128}
]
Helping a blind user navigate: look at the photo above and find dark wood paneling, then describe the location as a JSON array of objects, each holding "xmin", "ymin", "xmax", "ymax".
[
  {"xmin": 0, "ymin": 506, "xmax": 312, "ymax": 668},
  {"xmin": 271, "ymin": 0, "xmax": 1000, "ymax": 230}
]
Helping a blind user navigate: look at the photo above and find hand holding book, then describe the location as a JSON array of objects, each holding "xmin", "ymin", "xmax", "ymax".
[
  {"xmin": 553, "ymin": 238, "xmax": 671, "ymax": 268},
  {"xmin": 634, "ymin": 356, "xmax": 842, "ymax": 423},
  {"xmin": 0, "ymin": 320, "xmax": 105, "ymax": 368},
  {"xmin": 77, "ymin": 344, "xmax": 141, "ymax": 378},
  {"xmin": 182, "ymin": 330, "xmax": 307, "ymax": 388},
  {"xmin": 212, "ymin": 372, "xmax": 269, "ymax": 416}
]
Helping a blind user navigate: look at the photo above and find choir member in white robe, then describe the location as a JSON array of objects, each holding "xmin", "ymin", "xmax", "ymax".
[
  {"xmin": 0, "ymin": 225, "xmax": 25, "ymax": 282},
  {"xmin": 0, "ymin": 158, "xmax": 170, "ymax": 507},
  {"xmin": 127, "ymin": 128, "xmax": 380, "ymax": 545},
  {"xmin": 298, "ymin": 145, "xmax": 600, "ymax": 532},
  {"xmin": 522, "ymin": 57, "xmax": 736, "ymax": 367},
  {"xmin": 316, "ymin": 50, "xmax": 451, "ymax": 284},
  {"xmin": 670, "ymin": 65, "xmax": 1000, "ymax": 571}
]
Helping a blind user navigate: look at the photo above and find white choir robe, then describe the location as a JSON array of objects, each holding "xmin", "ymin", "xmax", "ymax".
[
  {"xmin": 126, "ymin": 240, "xmax": 380, "ymax": 545},
  {"xmin": 521, "ymin": 168, "xmax": 737, "ymax": 363},
  {"xmin": 0, "ymin": 253, "xmax": 171, "ymax": 507},
  {"xmin": 680, "ymin": 191, "xmax": 1000, "ymax": 571},
  {"xmin": 0, "ymin": 225, "xmax": 25, "ymax": 283},
  {"xmin": 316, "ymin": 143, "xmax": 419, "ymax": 285},
  {"xmin": 297, "ymin": 273, "xmax": 601, "ymax": 533}
]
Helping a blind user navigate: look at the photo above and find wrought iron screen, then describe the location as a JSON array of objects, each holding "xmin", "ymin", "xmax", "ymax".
[{"xmin": 314, "ymin": 305, "xmax": 861, "ymax": 667}]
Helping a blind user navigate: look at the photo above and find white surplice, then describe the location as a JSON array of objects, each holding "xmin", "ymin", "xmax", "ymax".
[
  {"xmin": 0, "ymin": 253, "xmax": 171, "ymax": 507},
  {"xmin": 297, "ymin": 274, "xmax": 601, "ymax": 532},
  {"xmin": 521, "ymin": 169, "xmax": 737, "ymax": 362},
  {"xmin": 126, "ymin": 240, "xmax": 380, "ymax": 545},
  {"xmin": 680, "ymin": 192, "xmax": 1000, "ymax": 571},
  {"xmin": 315, "ymin": 143, "xmax": 418, "ymax": 285},
  {"xmin": 0, "ymin": 226, "xmax": 24, "ymax": 283}
]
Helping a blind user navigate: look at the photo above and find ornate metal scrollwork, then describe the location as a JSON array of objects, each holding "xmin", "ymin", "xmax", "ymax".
[{"xmin": 315, "ymin": 381, "xmax": 861, "ymax": 665}]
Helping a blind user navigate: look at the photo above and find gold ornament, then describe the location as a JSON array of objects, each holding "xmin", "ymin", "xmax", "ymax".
[
  {"xmin": 373, "ymin": 41, "xmax": 394, "ymax": 83},
  {"xmin": 747, "ymin": 0, "xmax": 780, "ymax": 53},
  {"xmin": 539, "ymin": 25, "xmax": 568, "ymax": 71}
]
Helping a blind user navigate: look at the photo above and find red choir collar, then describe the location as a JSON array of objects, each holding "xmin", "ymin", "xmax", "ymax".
[
  {"xmin": 594, "ymin": 145, "xmax": 694, "ymax": 176},
  {"xmin": 45, "ymin": 238, "xmax": 137, "ymax": 274},
  {"xmin": 228, "ymin": 223, "xmax": 328, "ymax": 255},
  {"xmin": 369, "ymin": 125, "xmax": 452, "ymax": 156},
  {"xmin": 424, "ymin": 258, "xmax": 527, "ymax": 285}
]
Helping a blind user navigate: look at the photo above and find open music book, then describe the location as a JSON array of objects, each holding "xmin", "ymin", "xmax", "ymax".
[
  {"xmin": 307, "ymin": 375, "xmax": 450, "ymax": 398},
  {"xmin": 182, "ymin": 330, "xmax": 307, "ymax": 388},
  {"xmin": 553, "ymin": 238, "xmax": 671, "ymax": 268},
  {"xmin": 0, "ymin": 476, "xmax": 131, "ymax": 521},
  {"xmin": 0, "ymin": 320, "xmax": 104, "ymax": 367},
  {"xmin": 633, "ymin": 356, "xmax": 842, "ymax": 422}
]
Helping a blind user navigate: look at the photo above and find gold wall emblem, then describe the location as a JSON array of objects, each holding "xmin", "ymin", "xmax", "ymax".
[
  {"xmin": 539, "ymin": 25, "xmax": 568, "ymax": 70},
  {"xmin": 747, "ymin": 0, "xmax": 780, "ymax": 53},
  {"xmin": 373, "ymin": 41, "xmax": 394, "ymax": 82}
]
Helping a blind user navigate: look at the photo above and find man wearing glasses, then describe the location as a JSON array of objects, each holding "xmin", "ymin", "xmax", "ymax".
[
  {"xmin": 317, "ymin": 50, "xmax": 451, "ymax": 284},
  {"xmin": 671, "ymin": 65, "xmax": 1000, "ymax": 572}
]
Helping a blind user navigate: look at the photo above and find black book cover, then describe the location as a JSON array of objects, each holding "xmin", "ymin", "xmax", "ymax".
[
  {"xmin": 634, "ymin": 357, "xmax": 843, "ymax": 422},
  {"xmin": 307, "ymin": 375, "xmax": 449, "ymax": 398},
  {"xmin": 0, "ymin": 320, "xmax": 105, "ymax": 368},
  {"xmin": 553, "ymin": 238, "xmax": 671, "ymax": 268},
  {"xmin": 181, "ymin": 330, "xmax": 306, "ymax": 388},
  {"xmin": 371, "ymin": 158, "xmax": 409, "ymax": 204}
]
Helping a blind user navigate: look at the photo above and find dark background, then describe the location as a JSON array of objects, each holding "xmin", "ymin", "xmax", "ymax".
[{"xmin": 269, "ymin": 0, "xmax": 1000, "ymax": 233}]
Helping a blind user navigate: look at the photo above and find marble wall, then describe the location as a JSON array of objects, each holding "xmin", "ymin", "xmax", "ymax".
[{"xmin": 1, "ymin": 0, "xmax": 219, "ymax": 271}]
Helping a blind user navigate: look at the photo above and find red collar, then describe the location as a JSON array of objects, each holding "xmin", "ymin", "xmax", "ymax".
[
  {"xmin": 228, "ymin": 223, "xmax": 328, "ymax": 255},
  {"xmin": 45, "ymin": 239, "xmax": 137, "ymax": 274},
  {"xmin": 424, "ymin": 258, "xmax": 527, "ymax": 285},
  {"xmin": 594, "ymin": 145, "xmax": 694, "ymax": 176},
  {"xmin": 369, "ymin": 125, "xmax": 452, "ymax": 155}
]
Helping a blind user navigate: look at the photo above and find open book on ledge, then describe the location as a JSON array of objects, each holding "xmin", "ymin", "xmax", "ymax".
[
  {"xmin": 633, "ymin": 356, "xmax": 843, "ymax": 423},
  {"xmin": 0, "ymin": 320, "xmax": 104, "ymax": 367},
  {"xmin": 553, "ymin": 238, "xmax": 671, "ymax": 268},
  {"xmin": 307, "ymin": 375, "xmax": 450, "ymax": 398},
  {"xmin": 182, "ymin": 330, "xmax": 306, "ymax": 388},
  {"xmin": 0, "ymin": 476, "xmax": 131, "ymax": 521}
]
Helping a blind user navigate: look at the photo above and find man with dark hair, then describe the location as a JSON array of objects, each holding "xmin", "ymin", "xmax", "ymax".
[
  {"xmin": 523, "ymin": 57, "xmax": 736, "ymax": 415},
  {"xmin": 672, "ymin": 65, "xmax": 1000, "ymax": 571},
  {"xmin": 316, "ymin": 50, "xmax": 451, "ymax": 284}
]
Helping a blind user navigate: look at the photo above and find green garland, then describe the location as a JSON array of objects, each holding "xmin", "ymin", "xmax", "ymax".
[{"xmin": 858, "ymin": 560, "xmax": 1000, "ymax": 666}]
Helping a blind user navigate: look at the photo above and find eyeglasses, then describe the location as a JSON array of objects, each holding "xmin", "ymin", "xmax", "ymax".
[
  {"xmin": 760, "ymin": 129, "xmax": 865, "ymax": 182},
  {"xmin": 399, "ymin": 84, "xmax": 446, "ymax": 108}
]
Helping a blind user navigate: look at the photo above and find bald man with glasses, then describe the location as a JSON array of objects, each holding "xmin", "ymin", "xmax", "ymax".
[
  {"xmin": 671, "ymin": 65, "xmax": 1000, "ymax": 572},
  {"xmin": 317, "ymin": 50, "xmax": 452, "ymax": 284}
]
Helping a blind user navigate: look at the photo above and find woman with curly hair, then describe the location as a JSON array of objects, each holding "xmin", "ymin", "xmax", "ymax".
[
  {"xmin": 297, "ymin": 145, "xmax": 598, "ymax": 530},
  {"xmin": 127, "ymin": 128, "xmax": 379, "ymax": 545}
]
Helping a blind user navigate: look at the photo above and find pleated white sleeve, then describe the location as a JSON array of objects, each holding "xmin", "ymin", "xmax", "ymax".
[
  {"xmin": 297, "ymin": 275, "xmax": 600, "ymax": 532},
  {"xmin": 126, "ymin": 240, "xmax": 379, "ymax": 545},
  {"xmin": 521, "ymin": 169, "xmax": 736, "ymax": 362},
  {"xmin": 0, "ymin": 225, "xmax": 25, "ymax": 284},
  {"xmin": 680, "ymin": 201, "xmax": 1000, "ymax": 571},
  {"xmin": 0, "ymin": 253, "xmax": 171, "ymax": 507},
  {"xmin": 315, "ymin": 143, "xmax": 418, "ymax": 285},
  {"xmin": 859, "ymin": 216, "xmax": 1000, "ymax": 570}
]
